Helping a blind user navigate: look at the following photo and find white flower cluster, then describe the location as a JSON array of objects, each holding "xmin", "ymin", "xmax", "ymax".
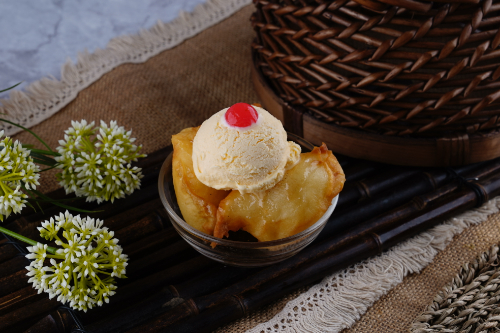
[
  {"xmin": 26, "ymin": 211, "xmax": 128, "ymax": 312},
  {"xmin": 55, "ymin": 120, "xmax": 146, "ymax": 204},
  {"xmin": 0, "ymin": 131, "xmax": 40, "ymax": 221}
]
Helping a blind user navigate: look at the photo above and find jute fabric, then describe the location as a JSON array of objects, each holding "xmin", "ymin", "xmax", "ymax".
[
  {"xmin": 9, "ymin": 4, "xmax": 500, "ymax": 332},
  {"xmin": 341, "ymin": 212, "xmax": 500, "ymax": 333}
]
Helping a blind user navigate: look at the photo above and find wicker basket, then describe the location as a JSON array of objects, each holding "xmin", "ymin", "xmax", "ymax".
[{"xmin": 251, "ymin": 0, "xmax": 500, "ymax": 166}]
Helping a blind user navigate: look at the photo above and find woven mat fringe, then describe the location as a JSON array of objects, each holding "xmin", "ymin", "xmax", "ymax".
[
  {"xmin": 0, "ymin": 0, "xmax": 251, "ymax": 137},
  {"xmin": 411, "ymin": 244, "xmax": 500, "ymax": 333},
  {"xmin": 247, "ymin": 197, "xmax": 500, "ymax": 333}
]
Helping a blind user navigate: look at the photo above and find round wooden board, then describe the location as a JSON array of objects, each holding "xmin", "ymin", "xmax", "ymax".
[{"xmin": 251, "ymin": 58, "xmax": 500, "ymax": 167}]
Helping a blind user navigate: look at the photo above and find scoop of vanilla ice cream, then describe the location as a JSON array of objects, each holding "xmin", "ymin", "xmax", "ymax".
[{"xmin": 192, "ymin": 106, "xmax": 301, "ymax": 193}]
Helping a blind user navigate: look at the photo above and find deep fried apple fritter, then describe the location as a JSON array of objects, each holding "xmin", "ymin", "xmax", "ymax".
[
  {"xmin": 213, "ymin": 144, "xmax": 345, "ymax": 241},
  {"xmin": 172, "ymin": 127, "xmax": 230, "ymax": 234}
]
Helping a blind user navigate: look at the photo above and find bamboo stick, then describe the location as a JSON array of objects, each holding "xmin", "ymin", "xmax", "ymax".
[
  {"xmin": 153, "ymin": 172, "xmax": 500, "ymax": 333},
  {"xmin": 0, "ymin": 161, "xmax": 420, "ymax": 331},
  {"xmin": 0, "ymin": 256, "xmax": 28, "ymax": 279},
  {"xmin": 133, "ymin": 169, "xmax": 446, "ymax": 316},
  {"xmin": 0, "ymin": 270, "xmax": 29, "ymax": 299},
  {"xmin": 125, "ymin": 240, "xmax": 196, "ymax": 279},
  {"xmin": 0, "ymin": 241, "xmax": 22, "ymax": 265},
  {"xmin": 124, "ymin": 226, "xmax": 180, "ymax": 259},
  {"xmin": 2, "ymin": 148, "xmax": 499, "ymax": 331},
  {"xmin": 135, "ymin": 146, "xmax": 172, "ymax": 170},
  {"xmin": 113, "ymin": 212, "xmax": 166, "ymax": 246},
  {"xmin": 338, "ymin": 167, "xmax": 420, "ymax": 207},
  {"xmin": 20, "ymin": 308, "xmax": 76, "ymax": 333},
  {"xmin": 81, "ymin": 159, "xmax": 500, "ymax": 332},
  {"xmin": 94, "ymin": 198, "xmax": 164, "ymax": 233},
  {"xmin": 0, "ymin": 295, "xmax": 59, "ymax": 332},
  {"xmin": 84, "ymin": 266, "xmax": 256, "ymax": 333},
  {"xmin": 0, "ymin": 286, "xmax": 44, "ymax": 316},
  {"xmin": 128, "ymin": 159, "xmax": 500, "ymax": 332},
  {"xmin": 343, "ymin": 161, "xmax": 380, "ymax": 182},
  {"xmin": 78, "ymin": 255, "xmax": 215, "ymax": 324},
  {"xmin": 319, "ymin": 160, "xmax": 498, "ymax": 240},
  {"xmin": 0, "ymin": 235, "xmax": 196, "ymax": 328},
  {"xmin": 22, "ymin": 314, "xmax": 61, "ymax": 333}
]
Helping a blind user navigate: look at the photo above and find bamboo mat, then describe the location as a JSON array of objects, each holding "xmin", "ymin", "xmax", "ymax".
[
  {"xmin": 10, "ymin": 4, "xmax": 500, "ymax": 333},
  {"xmin": 341, "ymin": 211, "xmax": 500, "ymax": 333}
]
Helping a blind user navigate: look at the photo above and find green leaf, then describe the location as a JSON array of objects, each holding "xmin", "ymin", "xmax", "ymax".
[
  {"xmin": 30, "ymin": 152, "xmax": 57, "ymax": 166},
  {"xmin": 38, "ymin": 165, "xmax": 59, "ymax": 172},
  {"xmin": 25, "ymin": 200, "xmax": 36, "ymax": 210},
  {"xmin": 28, "ymin": 148, "xmax": 60, "ymax": 157},
  {"xmin": 29, "ymin": 188, "xmax": 102, "ymax": 214},
  {"xmin": 0, "ymin": 82, "xmax": 22, "ymax": 93},
  {"xmin": 22, "ymin": 186, "xmax": 44, "ymax": 213},
  {"xmin": 33, "ymin": 158, "xmax": 54, "ymax": 166},
  {"xmin": 0, "ymin": 118, "xmax": 54, "ymax": 152}
]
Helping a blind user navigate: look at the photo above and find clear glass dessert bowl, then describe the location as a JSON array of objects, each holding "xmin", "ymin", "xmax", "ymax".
[{"xmin": 158, "ymin": 133, "xmax": 339, "ymax": 267}]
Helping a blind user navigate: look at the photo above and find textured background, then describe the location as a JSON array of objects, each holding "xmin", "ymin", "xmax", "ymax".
[
  {"xmin": 7, "ymin": 3, "xmax": 500, "ymax": 332},
  {"xmin": 0, "ymin": 0, "xmax": 207, "ymax": 97}
]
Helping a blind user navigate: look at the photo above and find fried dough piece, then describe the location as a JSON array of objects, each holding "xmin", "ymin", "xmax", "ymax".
[
  {"xmin": 214, "ymin": 144, "xmax": 345, "ymax": 241},
  {"xmin": 172, "ymin": 127, "xmax": 230, "ymax": 234}
]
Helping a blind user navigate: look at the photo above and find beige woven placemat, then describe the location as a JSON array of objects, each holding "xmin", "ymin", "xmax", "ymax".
[
  {"xmin": 341, "ymin": 211, "xmax": 500, "ymax": 333},
  {"xmin": 8, "ymin": 3, "xmax": 500, "ymax": 333}
]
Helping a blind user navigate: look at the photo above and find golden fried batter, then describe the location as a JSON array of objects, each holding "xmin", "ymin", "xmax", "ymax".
[
  {"xmin": 172, "ymin": 127, "xmax": 230, "ymax": 234},
  {"xmin": 213, "ymin": 144, "xmax": 345, "ymax": 241}
]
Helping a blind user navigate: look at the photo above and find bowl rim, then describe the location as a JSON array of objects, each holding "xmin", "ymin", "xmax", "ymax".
[{"xmin": 158, "ymin": 132, "xmax": 339, "ymax": 249}]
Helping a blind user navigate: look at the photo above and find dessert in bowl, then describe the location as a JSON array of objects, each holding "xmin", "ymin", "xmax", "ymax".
[{"xmin": 158, "ymin": 103, "xmax": 344, "ymax": 267}]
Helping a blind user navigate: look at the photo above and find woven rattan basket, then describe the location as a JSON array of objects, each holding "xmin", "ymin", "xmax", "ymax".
[{"xmin": 251, "ymin": 0, "xmax": 500, "ymax": 167}]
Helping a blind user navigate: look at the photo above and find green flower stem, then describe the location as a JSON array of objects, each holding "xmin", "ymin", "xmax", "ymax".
[
  {"xmin": 0, "ymin": 118, "xmax": 54, "ymax": 153},
  {"xmin": 0, "ymin": 82, "xmax": 21, "ymax": 93},
  {"xmin": 1, "ymin": 173, "xmax": 24, "ymax": 182},
  {"xmin": 81, "ymin": 137, "xmax": 95, "ymax": 153},
  {"xmin": 0, "ymin": 181, "xmax": 12, "ymax": 195},
  {"xmin": 46, "ymin": 254, "xmax": 65, "ymax": 259},
  {"xmin": 0, "ymin": 226, "xmax": 57, "ymax": 254}
]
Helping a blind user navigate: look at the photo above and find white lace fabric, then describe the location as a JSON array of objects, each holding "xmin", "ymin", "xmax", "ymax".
[{"xmin": 0, "ymin": 0, "xmax": 252, "ymax": 137}]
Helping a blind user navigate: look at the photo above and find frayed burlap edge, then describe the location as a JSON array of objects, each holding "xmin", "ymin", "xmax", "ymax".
[
  {"xmin": 247, "ymin": 197, "xmax": 500, "ymax": 333},
  {"xmin": 0, "ymin": 0, "xmax": 251, "ymax": 136}
]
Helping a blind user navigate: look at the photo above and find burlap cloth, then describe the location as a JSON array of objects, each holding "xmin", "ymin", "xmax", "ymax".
[{"xmin": 11, "ymin": 4, "xmax": 500, "ymax": 332}]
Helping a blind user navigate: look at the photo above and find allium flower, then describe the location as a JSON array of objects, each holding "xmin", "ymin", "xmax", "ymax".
[
  {"xmin": 25, "ymin": 211, "xmax": 128, "ymax": 312},
  {"xmin": 26, "ymin": 243, "xmax": 48, "ymax": 267},
  {"xmin": 0, "ymin": 131, "xmax": 41, "ymax": 221},
  {"xmin": 55, "ymin": 120, "xmax": 146, "ymax": 204}
]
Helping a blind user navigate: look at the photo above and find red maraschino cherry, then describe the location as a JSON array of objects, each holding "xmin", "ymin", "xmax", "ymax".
[{"xmin": 225, "ymin": 103, "xmax": 259, "ymax": 128}]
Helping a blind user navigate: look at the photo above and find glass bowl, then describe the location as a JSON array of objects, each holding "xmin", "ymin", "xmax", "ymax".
[{"xmin": 158, "ymin": 133, "xmax": 339, "ymax": 267}]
